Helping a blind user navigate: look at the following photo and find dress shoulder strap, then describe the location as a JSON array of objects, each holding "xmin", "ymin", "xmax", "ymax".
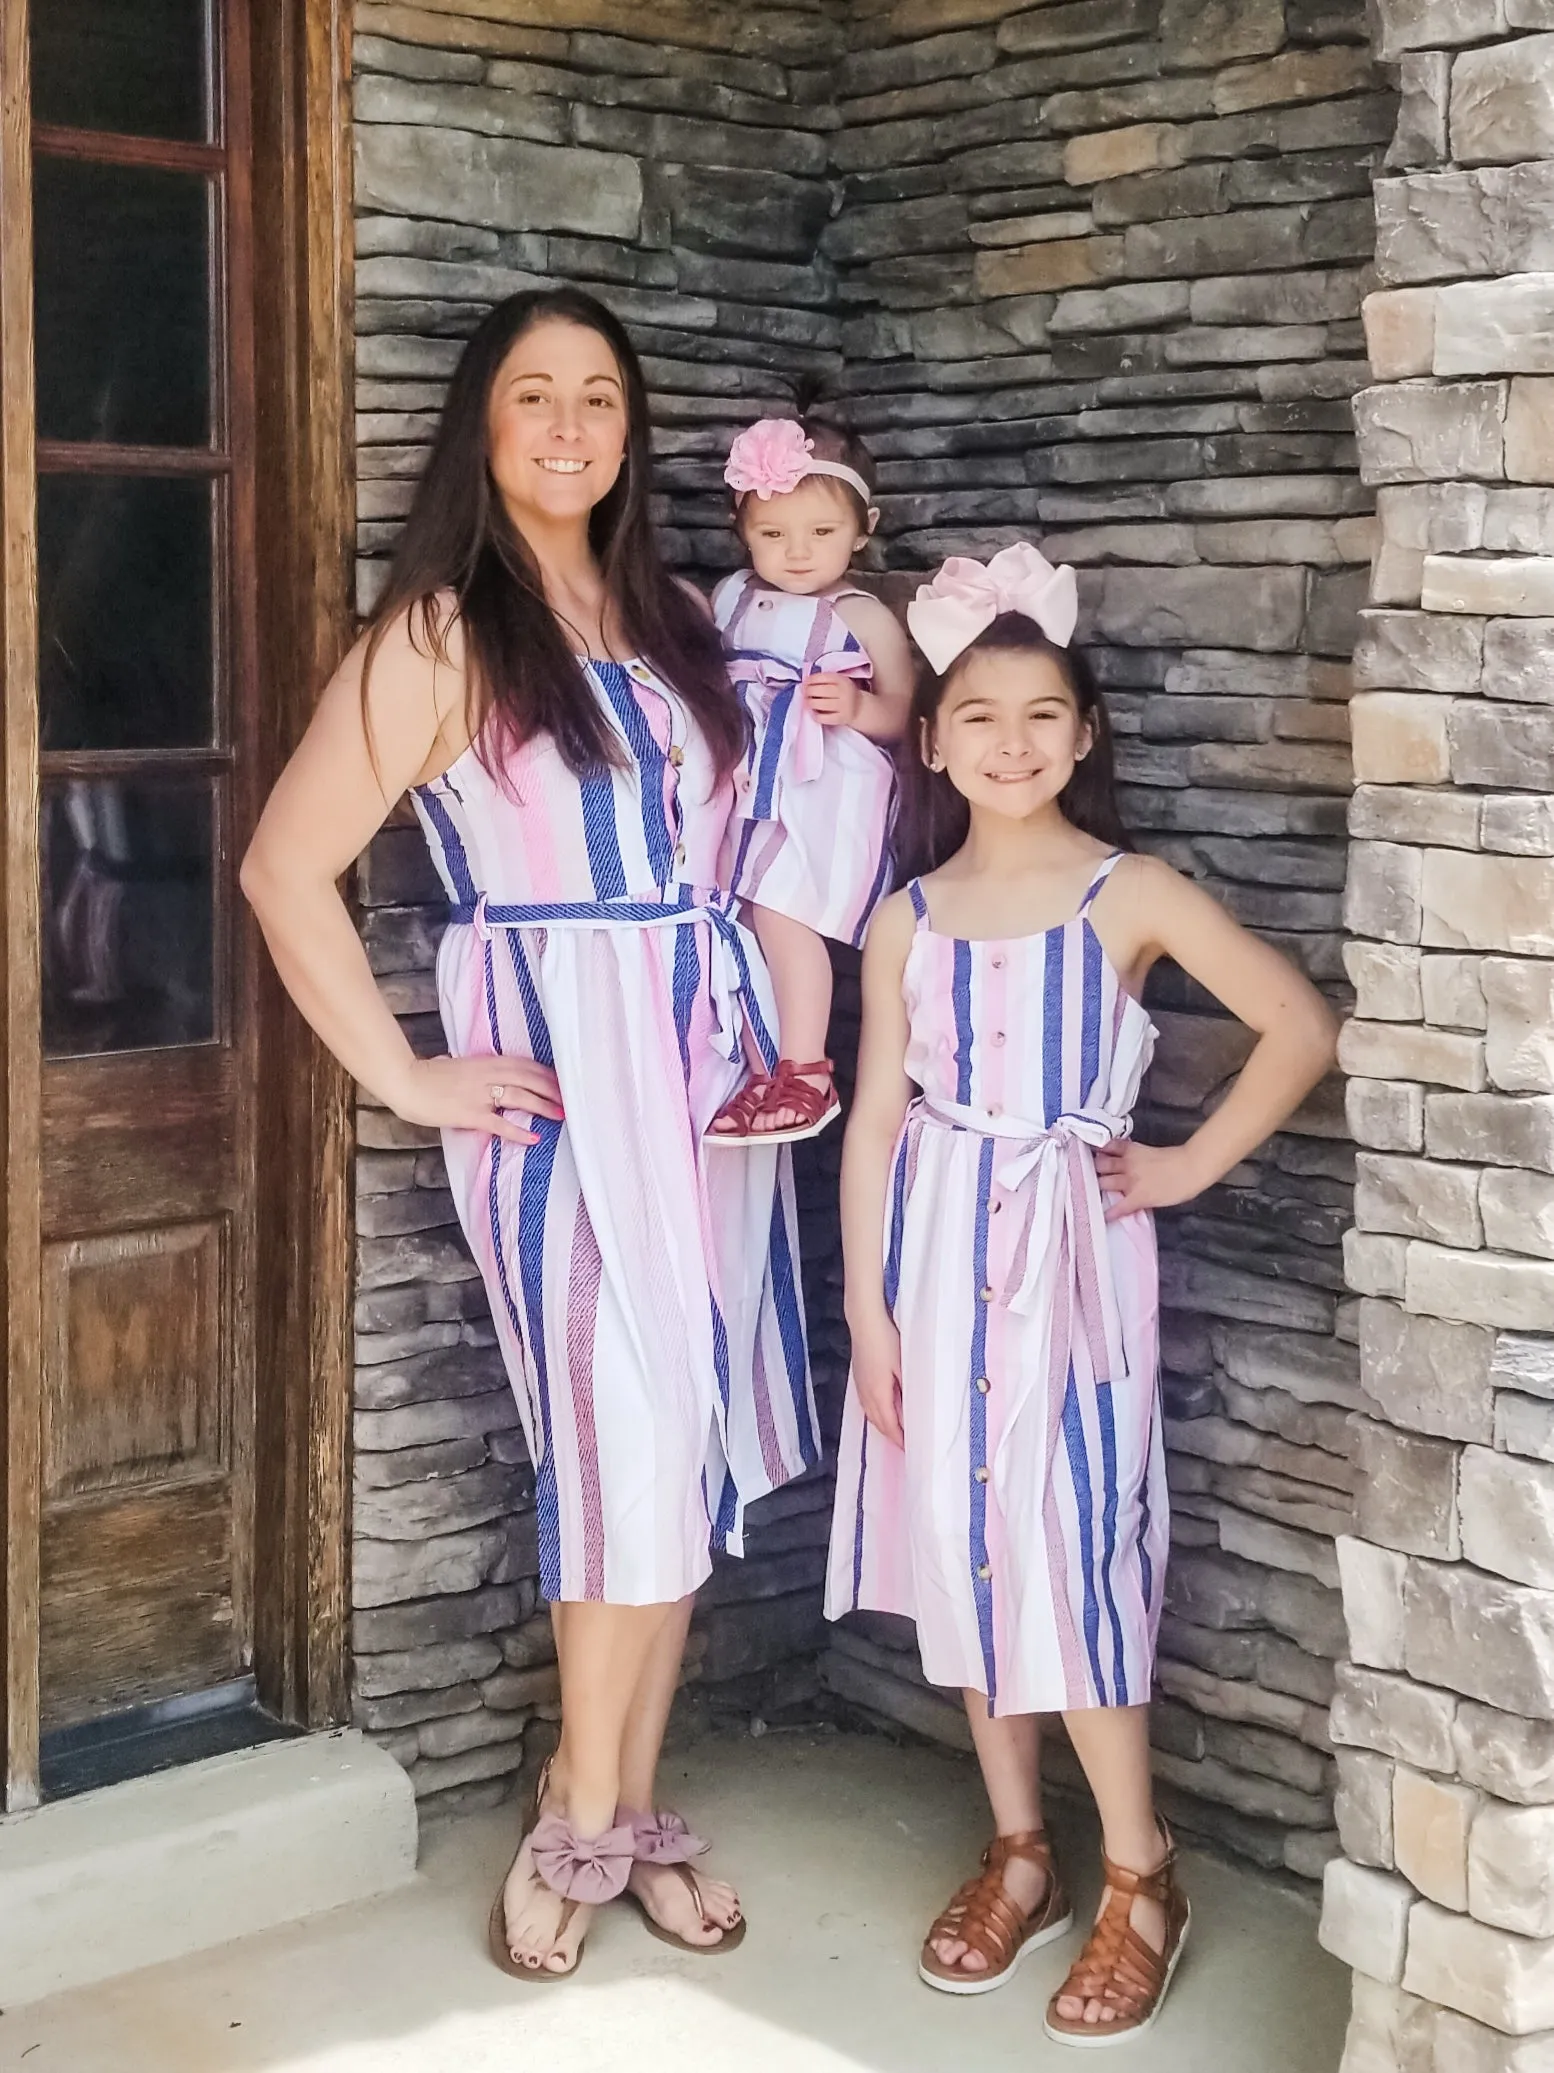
[
  {"xmin": 907, "ymin": 879, "xmax": 930, "ymax": 928},
  {"xmin": 1078, "ymin": 851, "xmax": 1126, "ymax": 913}
]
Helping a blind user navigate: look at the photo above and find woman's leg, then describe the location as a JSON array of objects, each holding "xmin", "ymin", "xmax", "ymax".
[
  {"xmin": 929, "ymin": 1695, "xmax": 1046, "ymax": 1973},
  {"xmin": 1056, "ymin": 1705, "xmax": 1169, "ymax": 2026},
  {"xmin": 711, "ymin": 906, "xmax": 834, "ymax": 1133},
  {"xmin": 615, "ymin": 1594, "xmax": 741, "ymax": 1943},
  {"xmin": 501, "ymin": 1599, "xmax": 676, "ymax": 1973}
]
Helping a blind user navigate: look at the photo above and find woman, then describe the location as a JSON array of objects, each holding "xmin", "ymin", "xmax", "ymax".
[{"xmin": 242, "ymin": 288, "xmax": 817, "ymax": 1979}]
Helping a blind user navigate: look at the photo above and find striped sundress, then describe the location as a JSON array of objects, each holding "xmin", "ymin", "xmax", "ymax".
[
  {"xmin": 825, "ymin": 854, "xmax": 1170, "ymax": 1714},
  {"xmin": 713, "ymin": 570, "xmax": 896, "ymax": 948},
  {"xmin": 411, "ymin": 656, "xmax": 818, "ymax": 1607}
]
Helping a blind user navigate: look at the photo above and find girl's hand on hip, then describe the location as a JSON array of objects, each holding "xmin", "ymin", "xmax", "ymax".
[
  {"xmin": 802, "ymin": 670, "xmax": 863, "ymax": 728},
  {"xmin": 393, "ymin": 1055, "xmax": 564, "ymax": 1144},
  {"xmin": 850, "ymin": 1314, "xmax": 905, "ymax": 1448},
  {"xmin": 1094, "ymin": 1139, "xmax": 1208, "ymax": 1224}
]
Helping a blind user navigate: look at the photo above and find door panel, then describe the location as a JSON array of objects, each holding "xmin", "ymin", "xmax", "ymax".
[{"xmin": 27, "ymin": 0, "xmax": 258, "ymax": 1738}]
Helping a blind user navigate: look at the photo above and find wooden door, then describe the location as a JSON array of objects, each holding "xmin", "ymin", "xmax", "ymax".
[
  {"xmin": 29, "ymin": 0, "xmax": 260, "ymax": 1736},
  {"xmin": 0, "ymin": 0, "xmax": 355, "ymax": 1809}
]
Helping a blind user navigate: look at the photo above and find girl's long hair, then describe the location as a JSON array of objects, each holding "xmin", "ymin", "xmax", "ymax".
[
  {"xmin": 894, "ymin": 612, "xmax": 1131, "ymax": 882},
  {"xmin": 362, "ymin": 287, "xmax": 741, "ymax": 780}
]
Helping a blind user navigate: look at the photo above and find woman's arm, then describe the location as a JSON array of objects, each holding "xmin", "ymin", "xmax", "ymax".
[
  {"xmin": 831, "ymin": 591, "xmax": 916, "ymax": 744},
  {"xmin": 1092, "ymin": 854, "xmax": 1339, "ymax": 1222},
  {"xmin": 240, "ymin": 604, "xmax": 559, "ymax": 1141},
  {"xmin": 840, "ymin": 891, "xmax": 917, "ymax": 1443}
]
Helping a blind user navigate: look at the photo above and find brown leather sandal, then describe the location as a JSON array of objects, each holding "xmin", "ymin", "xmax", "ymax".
[
  {"xmin": 918, "ymin": 1828, "xmax": 1073, "ymax": 1997},
  {"xmin": 706, "ymin": 1058, "xmax": 839, "ymax": 1147},
  {"xmin": 1042, "ymin": 1825, "xmax": 1190, "ymax": 2047}
]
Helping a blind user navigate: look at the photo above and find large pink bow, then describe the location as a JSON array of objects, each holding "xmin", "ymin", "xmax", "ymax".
[
  {"xmin": 627, "ymin": 1807, "xmax": 710, "ymax": 1866},
  {"xmin": 906, "ymin": 541, "xmax": 1078, "ymax": 673},
  {"xmin": 529, "ymin": 1813, "xmax": 636, "ymax": 1903}
]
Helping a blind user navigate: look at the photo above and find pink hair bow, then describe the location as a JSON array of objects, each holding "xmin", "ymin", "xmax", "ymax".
[
  {"xmin": 529, "ymin": 1813, "xmax": 636, "ymax": 1903},
  {"xmin": 906, "ymin": 542, "xmax": 1079, "ymax": 674}
]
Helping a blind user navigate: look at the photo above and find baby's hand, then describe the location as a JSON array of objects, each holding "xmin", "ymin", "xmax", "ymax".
[
  {"xmin": 802, "ymin": 670, "xmax": 864, "ymax": 727},
  {"xmin": 1093, "ymin": 1139, "xmax": 1209, "ymax": 1224}
]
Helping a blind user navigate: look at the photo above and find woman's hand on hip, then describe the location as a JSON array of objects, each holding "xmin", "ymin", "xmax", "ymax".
[
  {"xmin": 850, "ymin": 1312, "xmax": 905, "ymax": 1448},
  {"xmin": 392, "ymin": 1055, "xmax": 564, "ymax": 1144},
  {"xmin": 1094, "ymin": 1138, "xmax": 1207, "ymax": 1224}
]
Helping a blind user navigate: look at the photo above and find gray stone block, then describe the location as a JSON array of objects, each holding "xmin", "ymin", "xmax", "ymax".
[
  {"xmin": 1339, "ymin": 1534, "xmax": 1411, "ymax": 1672},
  {"xmin": 1454, "ymin": 1700, "xmax": 1554, "ymax": 1804},
  {"xmin": 1469, "ymin": 1801, "xmax": 1554, "ymax": 1938},
  {"xmin": 1338, "ymin": 1748, "xmax": 1399, "ymax": 1869},
  {"xmin": 1320, "ymin": 1856, "xmax": 1415, "ymax": 1983},
  {"xmin": 356, "ymin": 124, "xmax": 642, "ymax": 240},
  {"xmin": 1451, "ymin": 33, "xmax": 1554, "ymax": 166},
  {"xmin": 1453, "ymin": 700, "xmax": 1554, "ymax": 795},
  {"xmin": 1332, "ymin": 1660, "xmax": 1459, "ymax": 1771},
  {"xmin": 1353, "ymin": 382, "xmax": 1507, "ymax": 487},
  {"xmin": 1390, "ymin": 51, "xmax": 1453, "ymax": 170},
  {"xmin": 1405, "ymin": 1558, "xmax": 1554, "ymax": 1721},
  {"xmin": 1377, "ymin": 166, "xmax": 1554, "ymax": 285},
  {"xmin": 1354, "ymin": 1419, "xmax": 1464, "ymax": 1561},
  {"xmin": 1460, "ymin": 1448, "xmax": 1554, "ymax": 1589}
]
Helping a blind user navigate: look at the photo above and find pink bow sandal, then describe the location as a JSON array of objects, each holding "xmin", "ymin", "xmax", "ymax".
[
  {"xmin": 621, "ymin": 1805, "xmax": 747, "ymax": 1954},
  {"xmin": 488, "ymin": 1763, "xmax": 635, "ymax": 1983}
]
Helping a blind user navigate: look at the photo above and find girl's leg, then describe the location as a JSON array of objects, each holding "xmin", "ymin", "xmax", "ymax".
[
  {"xmin": 929, "ymin": 1695, "xmax": 1046, "ymax": 1974},
  {"xmin": 501, "ymin": 1599, "xmax": 675, "ymax": 1973},
  {"xmin": 1057, "ymin": 1705, "xmax": 1169, "ymax": 2026},
  {"xmin": 739, "ymin": 905, "xmax": 834, "ymax": 1132},
  {"xmin": 616, "ymin": 1594, "xmax": 741, "ymax": 1943}
]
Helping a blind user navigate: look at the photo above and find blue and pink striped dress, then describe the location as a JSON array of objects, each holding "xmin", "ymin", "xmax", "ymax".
[
  {"xmin": 825, "ymin": 855, "xmax": 1170, "ymax": 1714},
  {"xmin": 713, "ymin": 570, "xmax": 896, "ymax": 948},
  {"xmin": 412, "ymin": 656, "xmax": 817, "ymax": 1606}
]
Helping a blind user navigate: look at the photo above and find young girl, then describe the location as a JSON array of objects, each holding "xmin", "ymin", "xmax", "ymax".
[
  {"xmin": 707, "ymin": 416, "xmax": 915, "ymax": 1143},
  {"xmin": 825, "ymin": 543, "xmax": 1337, "ymax": 2044}
]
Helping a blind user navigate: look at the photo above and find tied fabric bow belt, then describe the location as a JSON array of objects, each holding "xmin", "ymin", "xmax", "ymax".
[
  {"xmin": 446, "ymin": 884, "xmax": 773, "ymax": 1070},
  {"xmin": 916, "ymin": 1097, "xmax": 1132, "ymax": 1392},
  {"xmin": 731, "ymin": 647, "xmax": 874, "ymax": 822}
]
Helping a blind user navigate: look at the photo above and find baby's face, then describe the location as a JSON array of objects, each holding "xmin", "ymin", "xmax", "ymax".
[{"xmin": 739, "ymin": 476, "xmax": 871, "ymax": 596}]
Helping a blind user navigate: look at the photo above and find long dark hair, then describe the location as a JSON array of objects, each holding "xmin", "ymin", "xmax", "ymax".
[
  {"xmin": 894, "ymin": 612, "xmax": 1131, "ymax": 881},
  {"xmin": 362, "ymin": 287, "xmax": 741, "ymax": 780}
]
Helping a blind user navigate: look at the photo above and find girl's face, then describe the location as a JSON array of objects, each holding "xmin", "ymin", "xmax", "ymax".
[
  {"xmin": 739, "ymin": 476, "xmax": 872, "ymax": 596},
  {"xmin": 486, "ymin": 316, "xmax": 628, "ymax": 527},
  {"xmin": 926, "ymin": 647, "xmax": 1093, "ymax": 821}
]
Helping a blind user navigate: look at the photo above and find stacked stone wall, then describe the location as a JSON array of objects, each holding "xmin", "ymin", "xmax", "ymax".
[
  {"xmin": 1314, "ymin": 8, "xmax": 1554, "ymax": 2066},
  {"xmin": 815, "ymin": 0, "xmax": 1392, "ymax": 1882},
  {"xmin": 348, "ymin": 0, "xmax": 850, "ymax": 1818}
]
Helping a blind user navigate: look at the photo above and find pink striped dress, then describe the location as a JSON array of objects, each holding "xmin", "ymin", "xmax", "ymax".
[
  {"xmin": 825, "ymin": 855, "xmax": 1170, "ymax": 1714},
  {"xmin": 713, "ymin": 570, "xmax": 896, "ymax": 948},
  {"xmin": 411, "ymin": 656, "xmax": 817, "ymax": 1607}
]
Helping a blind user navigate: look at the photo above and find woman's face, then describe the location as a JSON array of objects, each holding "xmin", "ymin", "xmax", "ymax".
[
  {"xmin": 739, "ymin": 476, "xmax": 870, "ymax": 596},
  {"xmin": 927, "ymin": 648, "xmax": 1093, "ymax": 822},
  {"xmin": 486, "ymin": 316, "xmax": 628, "ymax": 528}
]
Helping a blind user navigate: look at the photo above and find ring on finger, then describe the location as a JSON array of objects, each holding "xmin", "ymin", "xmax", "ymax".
[{"xmin": 490, "ymin": 1084, "xmax": 506, "ymax": 1105}]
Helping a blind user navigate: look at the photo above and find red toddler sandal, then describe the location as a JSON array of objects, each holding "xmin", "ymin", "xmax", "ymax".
[{"xmin": 706, "ymin": 1058, "xmax": 839, "ymax": 1147}]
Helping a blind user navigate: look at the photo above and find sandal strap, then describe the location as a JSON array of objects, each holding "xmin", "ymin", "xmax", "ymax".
[
  {"xmin": 924, "ymin": 1830, "xmax": 1059, "ymax": 1972},
  {"xmin": 1053, "ymin": 1833, "xmax": 1185, "ymax": 2025},
  {"xmin": 757, "ymin": 1058, "xmax": 837, "ymax": 1129},
  {"xmin": 711, "ymin": 1073, "xmax": 773, "ymax": 1132}
]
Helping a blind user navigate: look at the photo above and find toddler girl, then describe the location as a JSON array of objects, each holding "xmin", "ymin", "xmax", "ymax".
[
  {"xmin": 824, "ymin": 543, "xmax": 1337, "ymax": 2044},
  {"xmin": 708, "ymin": 417, "xmax": 914, "ymax": 1144}
]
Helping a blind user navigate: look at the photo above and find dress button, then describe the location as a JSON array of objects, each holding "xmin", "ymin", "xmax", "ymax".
[
  {"xmin": 757, "ymin": 598, "xmax": 774, "ymax": 609},
  {"xmin": 992, "ymin": 1031, "xmax": 1006, "ymax": 1047},
  {"xmin": 975, "ymin": 1376, "xmax": 991, "ymax": 1395},
  {"xmin": 991, "ymin": 955, "xmax": 1006, "ymax": 971},
  {"xmin": 669, "ymin": 745, "xmax": 685, "ymax": 768},
  {"xmin": 974, "ymin": 1467, "xmax": 990, "ymax": 1485},
  {"xmin": 977, "ymin": 1563, "xmax": 993, "ymax": 1582},
  {"xmin": 980, "ymin": 1285, "xmax": 994, "ymax": 1302},
  {"xmin": 988, "ymin": 1103, "xmax": 1002, "ymax": 1117},
  {"xmin": 674, "ymin": 844, "xmax": 687, "ymax": 867}
]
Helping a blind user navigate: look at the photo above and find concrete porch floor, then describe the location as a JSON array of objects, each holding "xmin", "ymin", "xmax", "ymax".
[{"xmin": 0, "ymin": 1730, "xmax": 1349, "ymax": 2073}]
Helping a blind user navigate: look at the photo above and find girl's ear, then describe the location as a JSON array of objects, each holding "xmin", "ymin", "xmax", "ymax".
[
  {"xmin": 865, "ymin": 505, "xmax": 881, "ymax": 537},
  {"xmin": 919, "ymin": 716, "xmax": 942, "ymax": 771},
  {"xmin": 1074, "ymin": 716, "xmax": 1096, "ymax": 764}
]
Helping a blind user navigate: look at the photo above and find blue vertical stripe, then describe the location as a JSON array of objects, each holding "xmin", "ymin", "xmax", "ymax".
[
  {"xmin": 1042, "ymin": 926, "xmax": 1065, "ymax": 1127},
  {"xmin": 415, "ymin": 783, "xmax": 478, "ymax": 906},
  {"xmin": 968, "ymin": 1136, "xmax": 997, "ymax": 1708},
  {"xmin": 1095, "ymin": 1380, "xmax": 1130, "ymax": 1705},
  {"xmin": 853, "ymin": 800, "xmax": 897, "ymax": 946},
  {"xmin": 505, "ymin": 934, "xmax": 555, "ymax": 1068},
  {"xmin": 952, "ymin": 940, "xmax": 975, "ymax": 1105},
  {"xmin": 884, "ymin": 1132, "xmax": 910, "ymax": 1312},
  {"xmin": 768, "ymin": 1190, "xmax": 818, "ymax": 1464},
  {"xmin": 1080, "ymin": 920, "xmax": 1102, "ymax": 1107},
  {"xmin": 752, "ymin": 685, "xmax": 796, "ymax": 819},
  {"xmin": 907, "ymin": 878, "xmax": 928, "ymax": 925},
  {"xmin": 672, "ymin": 923, "xmax": 700, "ymax": 1080},
  {"xmin": 1061, "ymin": 1361, "xmax": 1109, "ymax": 1705},
  {"xmin": 591, "ymin": 660, "xmax": 676, "ymax": 887},
  {"xmin": 851, "ymin": 1427, "xmax": 869, "ymax": 1608},
  {"xmin": 493, "ymin": 1126, "xmax": 563, "ymax": 1601}
]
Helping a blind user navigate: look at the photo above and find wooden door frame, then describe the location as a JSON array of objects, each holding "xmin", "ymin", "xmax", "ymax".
[{"xmin": 0, "ymin": 0, "xmax": 356, "ymax": 1810}]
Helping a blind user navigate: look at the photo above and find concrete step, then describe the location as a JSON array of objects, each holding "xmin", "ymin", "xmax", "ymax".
[{"xmin": 0, "ymin": 1728, "xmax": 417, "ymax": 2007}]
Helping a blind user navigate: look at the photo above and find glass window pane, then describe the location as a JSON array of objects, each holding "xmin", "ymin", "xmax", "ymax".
[
  {"xmin": 38, "ymin": 476, "xmax": 215, "ymax": 752},
  {"xmin": 31, "ymin": 0, "xmax": 210, "ymax": 142},
  {"xmin": 42, "ymin": 778, "xmax": 216, "ymax": 1056},
  {"xmin": 34, "ymin": 158, "xmax": 211, "ymax": 448}
]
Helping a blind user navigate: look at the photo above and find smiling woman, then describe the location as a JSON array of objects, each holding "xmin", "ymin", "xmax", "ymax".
[{"xmin": 239, "ymin": 289, "xmax": 817, "ymax": 1983}]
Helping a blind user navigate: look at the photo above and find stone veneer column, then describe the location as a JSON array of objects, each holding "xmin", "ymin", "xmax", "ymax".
[{"xmin": 1319, "ymin": 5, "xmax": 1554, "ymax": 2065}]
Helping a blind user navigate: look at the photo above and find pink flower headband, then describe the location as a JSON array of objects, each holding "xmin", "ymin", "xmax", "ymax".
[
  {"xmin": 906, "ymin": 541, "xmax": 1079, "ymax": 674},
  {"xmin": 725, "ymin": 417, "xmax": 874, "ymax": 509}
]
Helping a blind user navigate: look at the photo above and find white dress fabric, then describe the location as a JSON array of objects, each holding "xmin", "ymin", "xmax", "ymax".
[
  {"xmin": 412, "ymin": 656, "xmax": 818, "ymax": 1605},
  {"xmin": 825, "ymin": 856, "xmax": 1170, "ymax": 1714},
  {"xmin": 713, "ymin": 570, "xmax": 896, "ymax": 948}
]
